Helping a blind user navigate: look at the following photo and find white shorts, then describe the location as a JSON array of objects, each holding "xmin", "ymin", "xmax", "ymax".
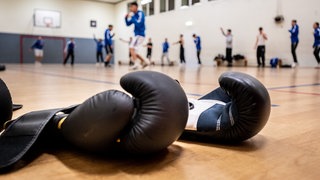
[
  {"xmin": 34, "ymin": 49, "xmax": 44, "ymax": 57},
  {"xmin": 129, "ymin": 35, "xmax": 145, "ymax": 52}
]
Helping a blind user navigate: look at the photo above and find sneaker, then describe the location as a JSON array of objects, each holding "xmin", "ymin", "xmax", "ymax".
[
  {"xmin": 96, "ymin": 63, "xmax": 100, "ymax": 67},
  {"xmin": 129, "ymin": 64, "xmax": 139, "ymax": 70},
  {"xmin": 291, "ymin": 63, "xmax": 296, "ymax": 68}
]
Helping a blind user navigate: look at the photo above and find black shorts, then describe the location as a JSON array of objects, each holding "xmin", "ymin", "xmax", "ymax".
[
  {"xmin": 147, "ymin": 53, "xmax": 152, "ymax": 58},
  {"xmin": 105, "ymin": 45, "xmax": 113, "ymax": 55}
]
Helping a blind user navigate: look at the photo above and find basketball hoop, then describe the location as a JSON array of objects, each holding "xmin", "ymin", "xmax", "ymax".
[{"xmin": 43, "ymin": 17, "xmax": 53, "ymax": 28}]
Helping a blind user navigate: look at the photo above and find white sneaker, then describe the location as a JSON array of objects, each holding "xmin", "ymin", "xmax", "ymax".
[
  {"xmin": 142, "ymin": 59, "xmax": 150, "ymax": 68},
  {"xmin": 129, "ymin": 64, "xmax": 139, "ymax": 70},
  {"xmin": 291, "ymin": 63, "xmax": 296, "ymax": 68}
]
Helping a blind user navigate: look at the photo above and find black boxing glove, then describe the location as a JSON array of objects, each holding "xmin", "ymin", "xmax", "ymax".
[
  {"xmin": 182, "ymin": 72, "xmax": 271, "ymax": 142},
  {"xmin": 0, "ymin": 79, "xmax": 13, "ymax": 130},
  {"xmin": 0, "ymin": 71, "xmax": 189, "ymax": 170}
]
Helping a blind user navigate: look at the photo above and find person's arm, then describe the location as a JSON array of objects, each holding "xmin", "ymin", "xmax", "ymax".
[
  {"xmin": 130, "ymin": 11, "xmax": 144, "ymax": 27},
  {"xmin": 119, "ymin": 38, "xmax": 129, "ymax": 43},
  {"xmin": 125, "ymin": 14, "xmax": 133, "ymax": 26},
  {"xmin": 93, "ymin": 35, "xmax": 98, "ymax": 43},
  {"xmin": 220, "ymin": 27, "xmax": 226, "ymax": 36},
  {"xmin": 263, "ymin": 33, "xmax": 268, "ymax": 40}
]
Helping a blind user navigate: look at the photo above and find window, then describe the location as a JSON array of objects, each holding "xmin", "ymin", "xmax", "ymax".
[
  {"xmin": 149, "ymin": 1, "xmax": 154, "ymax": 15},
  {"xmin": 142, "ymin": 4, "xmax": 147, "ymax": 15},
  {"xmin": 168, "ymin": 0, "xmax": 175, "ymax": 11},
  {"xmin": 182, "ymin": 0, "xmax": 201, "ymax": 7},
  {"xmin": 192, "ymin": 0, "xmax": 200, "ymax": 5},
  {"xmin": 181, "ymin": 0, "xmax": 189, "ymax": 6},
  {"xmin": 160, "ymin": 0, "xmax": 166, "ymax": 13}
]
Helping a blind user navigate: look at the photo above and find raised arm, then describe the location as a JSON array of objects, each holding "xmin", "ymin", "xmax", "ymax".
[{"xmin": 220, "ymin": 27, "xmax": 226, "ymax": 36}]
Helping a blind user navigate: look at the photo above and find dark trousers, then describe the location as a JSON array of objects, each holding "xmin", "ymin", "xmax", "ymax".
[
  {"xmin": 197, "ymin": 50, "xmax": 201, "ymax": 64},
  {"xmin": 180, "ymin": 47, "xmax": 186, "ymax": 63},
  {"xmin": 291, "ymin": 42, "xmax": 299, "ymax": 63},
  {"xmin": 64, "ymin": 51, "xmax": 74, "ymax": 65},
  {"xmin": 257, "ymin": 46, "xmax": 266, "ymax": 66},
  {"xmin": 96, "ymin": 52, "xmax": 103, "ymax": 63},
  {"xmin": 314, "ymin": 46, "xmax": 320, "ymax": 64},
  {"xmin": 226, "ymin": 48, "xmax": 232, "ymax": 65}
]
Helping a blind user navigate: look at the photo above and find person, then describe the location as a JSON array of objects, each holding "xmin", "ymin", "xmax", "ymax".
[
  {"xmin": 161, "ymin": 38, "xmax": 172, "ymax": 66},
  {"xmin": 255, "ymin": 27, "xmax": 268, "ymax": 67},
  {"xmin": 145, "ymin": 38, "xmax": 154, "ymax": 65},
  {"xmin": 173, "ymin": 34, "xmax": 186, "ymax": 64},
  {"xmin": 289, "ymin": 20, "xmax": 299, "ymax": 67},
  {"xmin": 120, "ymin": 37, "xmax": 134, "ymax": 65},
  {"xmin": 30, "ymin": 36, "xmax": 44, "ymax": 65},
  {"xmin": 125, "ymin": 2, "xmax": 149, "ymax": 70},
  {"xmin": 93, "ymin": 35, "xmax": 104, "ymax": 66},
  {"xmin": 104, "ymin": 25, "xmax": 115, "ymax": 67},
  {"xmin": 220, "ymin": 28, "xmax": 233, "ymax": 67},
  {"xmin": 63, "ymin": 38, "xmax": 75, "ymax": 66},
  {"xmin": 193, "ymin": 34, "xmax": 202, "ymax": 64},
  {"xmin": 313, "ymin": 22, "xmax": 320, "ymax": 68}
]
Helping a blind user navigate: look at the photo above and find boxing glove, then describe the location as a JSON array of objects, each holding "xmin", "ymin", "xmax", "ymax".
[
  {"xmin": 0, "ymin": 79, "xmax": 13, "ymax": 131},
  {"xmin": 182, "ymin": 72, "xmax": 271, "ymax": 142},
  {"xmin": 0, "ymin": 71, "xmax": 189, "ymax": 169}
]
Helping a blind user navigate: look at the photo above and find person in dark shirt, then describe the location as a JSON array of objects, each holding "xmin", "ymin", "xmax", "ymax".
[
  {"xmin": 30, "ymin": 36, "xmax": 44, "ymax": 65},
  {"xmin": 289, "ymin": 20, "xmax": 299, "ymax": 67},
  {"xmin": 313, "ymin": 22, "xmax": 320, "ymax": 68},
  {"xmin": 173, "ymin": 34, "xmax": 186, "ymax": 64},
  {"xmin": 94, "ymin": 35, "xmax": 104, "ymax": 66},
  {"xmin": 145, "ymin": 38, "xmax": 154, "ymax": 65},
  {"xmin": 63, "ymin": 38, "xmax": 75, "ymax": 66}
]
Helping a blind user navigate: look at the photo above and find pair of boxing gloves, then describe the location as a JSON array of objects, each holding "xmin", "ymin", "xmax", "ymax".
[{"xmin": 0, "ymin": 71, "xmax": 270, "ymax": 169}]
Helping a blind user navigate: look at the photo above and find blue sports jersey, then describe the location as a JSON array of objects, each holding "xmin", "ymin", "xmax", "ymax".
[
  {"xmin": 162, "ymin": 42, "xmax": 169, "ymax": 53},
  {"xmin": 314, "ymin": 28, "xmax": 320, "ymax": 47},
  {"xmin": 125, "ymin": 10, "xmax": 146, "ymax": 37},
  {"xmin": 194, "ymin": 36, "xmax": 201, "ymax": 50},
  {"xmin": 31, "ymin": 40, "xmax": 44, "ymax": 50},
  {"xmin": 104, "ymin": 29, "xmax": 113, "ymax": 45},
  {"xmin": 94, "ymin": 38, "xmax": 104, "ymax": 53},
  {"xmin": 289, "ymin": 25, "xmax": 299, "ymax": 43},
  {"xmin": 67, "ymin": 41, "xmax": 75, "ymax": 52}
]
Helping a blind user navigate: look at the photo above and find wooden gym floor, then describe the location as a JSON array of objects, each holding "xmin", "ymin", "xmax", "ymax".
[{"xmin": 0, "ymin": 64, "xmax": 320, "ymax": 179}]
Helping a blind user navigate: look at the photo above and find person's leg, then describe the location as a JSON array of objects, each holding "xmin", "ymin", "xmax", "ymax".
[
  {"xmin": 161, "ymin": 53, "xmax": 165, "ymax": 65},
  {"xmin": 314, "ymin": 46, "xmax": 320, "ymax": 64},
  {"xmin": 71, "ymin": 51, "xmax": 74, "ymax": 65},
  {"xmin": 226, "ymin": 48, "xmax": 232, "ymax": 66},
  {"xmin": 261, "ymin": 46, "xmax": 266, "ymax": 67},
  {"xmin": 292, "ymin": 42, "xmax": 298, "ymax": 63},
  {"xmin": 181, "ymin": 48, "xmax": 186, "ymax": 63},
  {"xmin": 197, "ymin": 50, "xmax": 201, "ymax": 64},
  {"xmin": 166, "ymin": 53, "xmax": 170, "ymax": 64},
  {"xmin": 96, "ymin": 52, "xmax": 100, "ymax": 63},
  {"xmin": 256, "ymin": 46, "xmax": 261, "ymax": 67},
  {"xmin": 64, "ymin": 52, "xmax": 70, "ymax": 65}
]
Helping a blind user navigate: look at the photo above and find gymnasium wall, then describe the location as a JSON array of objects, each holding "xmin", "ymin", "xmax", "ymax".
[
  {"xmin": 0, "ymin": 32, "xmax": 101, "ymax": 64},
  {"xmin": 0, "ymin": 0, "xmax": 115, "ymax": 38},
  {"xmin": 114, "ymin": 0, "xmax": 320, "ymax": 67},
  {"xmin": 0, "ymin": 0, "xmax": 115, "ymax": 63}
]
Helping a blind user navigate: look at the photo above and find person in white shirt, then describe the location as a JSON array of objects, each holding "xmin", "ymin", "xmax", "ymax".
[
  {"xmin": 221, "ymin": 28, "xmax": 233, "ymax": 67},
  {"xmin": 255, "ymin": 27, "xmax": 268, "ymax": 67}
]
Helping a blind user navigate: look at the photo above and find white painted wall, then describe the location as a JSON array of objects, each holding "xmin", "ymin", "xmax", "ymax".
[
  {"xmin": 0, "ymin": 0, "xmax": 115, "ymax": 39},
  {"xmin": 0, "ymin": 0, "xmax": 319, "ymax": 66},
  {"xmin": 114, "ymin": 0, "xmax": 320, "ymax": 67}
]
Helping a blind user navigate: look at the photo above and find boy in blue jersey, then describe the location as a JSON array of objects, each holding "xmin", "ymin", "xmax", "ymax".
[
  {"xmin": 63, "ymin": 38, "xmax": 75, "ymax": 66},
  {"xmin": 94, "ymin": 35, "xmax": 104, "ymax": 66},
  {"xmin": 30, "ymin": 36, "xmax": 44, "ymax": 65},
  {"xmin": 313, "ymin": 22, "xmax": 320, "ymax": 68},
  {"xmin": 193, "ymin": 34, "xmax": 202, "ymax": 64},
  {"xmin": 125, "ymin": 2, "xmax": 149, "ymax": 70},
  {"xmin": 161, "ymin": 38, "xmax": 172, "ymax": 66},
  {"xmin": 104, "ymin": 25, "xmax": 115, "ymax": 67},
  {"xmin": 289, "ymin": 20, "xmax": 299, "ymax": 67}
]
